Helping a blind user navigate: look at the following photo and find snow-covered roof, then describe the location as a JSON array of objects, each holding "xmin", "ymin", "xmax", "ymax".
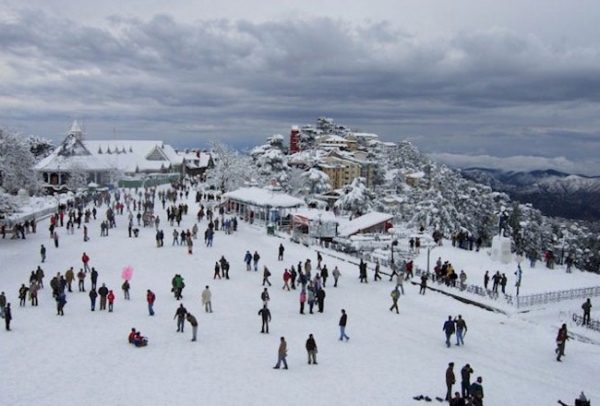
[
  {"xmin": 406, "ymin": 171, "xmax": 425, "ymax": 178},
  {"xmin": 35, "ymin": 140, "xmax": 183, "ymax": 173},
  {"xmin": 223, "ymin": 187, "xmax": 305, "ymax": 208},
  {"xmin": 350, "ymin": 132, "xmax": 379, "ymax": 139},
  {"xmin": 291, "ymin": 209, "xmax": 338, "ymax": 223},
  {"xmin": 179, "ymin": 151, "xmax": 211, "ymax": 169},
  {"xmin": 338, "ymin": 212, "xmax": 393, "ymax": 237}
]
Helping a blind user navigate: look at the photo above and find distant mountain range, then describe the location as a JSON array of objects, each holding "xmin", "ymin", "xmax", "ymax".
[{"xmin": 460, "ymin": 168, "xmax": 600, "ymax": 221}]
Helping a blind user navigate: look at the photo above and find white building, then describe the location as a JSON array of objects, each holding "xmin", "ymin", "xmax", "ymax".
[{"xmin": 35, "ymin": 121, "xmax": 183, "ymax": 187}]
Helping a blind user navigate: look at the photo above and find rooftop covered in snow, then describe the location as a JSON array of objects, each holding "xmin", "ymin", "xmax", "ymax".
[
  {"xmin": 223, "ymin": 187, "xmax": 305, "ymax": 208},
  {"xmin": 338, "ymin": 212, "xmax": 394, "ymax": 237}
]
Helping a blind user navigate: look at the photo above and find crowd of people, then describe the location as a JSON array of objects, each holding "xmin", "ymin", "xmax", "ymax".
[{"xmin": 3, "ymin": 179, "xmax": 596, "ymax": 405}]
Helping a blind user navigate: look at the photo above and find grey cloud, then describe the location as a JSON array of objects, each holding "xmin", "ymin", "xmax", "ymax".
[{"xmin": 0, "ymin": 8, "xmax": 599, "ymax": 173}]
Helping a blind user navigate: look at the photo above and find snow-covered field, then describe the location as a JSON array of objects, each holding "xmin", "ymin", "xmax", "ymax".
[{"xmin": 1, "ymin": 192, "xmax": 599, "ymax": 406}]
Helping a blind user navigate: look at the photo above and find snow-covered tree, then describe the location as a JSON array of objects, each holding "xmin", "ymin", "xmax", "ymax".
[
  {"xmin": 207, "ymin": 142, "xmax": 250, "ymax": 192},
  {"xmin": 26, "ymin": 135, "xmax": 54, "ymax": 160},
  {"xmin": 0, "ymin": 190, "xmax": 18, "ymax": 216},
  {"xmin": 249, "ymin": 136, "xmax": 291, "ymax": 188},
  {"xmin": 335, "ymin": 177, "xmax": 374, "ymax": 217},
  {"xmin": 65, "ymin": 164, "xmax": 88, "ymax": 190},
  {"xmin": 0, "ymin": 129, "xmax": 39, "ymax": 194},
  {"xmin": 301, "ymin": 168, "xmax": 331, "ymax": 195}
]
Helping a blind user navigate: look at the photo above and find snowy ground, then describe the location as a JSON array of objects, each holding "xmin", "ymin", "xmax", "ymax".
[{"xmin": 1, "ymin": 191, "xmax": 599, "ymax": 406}]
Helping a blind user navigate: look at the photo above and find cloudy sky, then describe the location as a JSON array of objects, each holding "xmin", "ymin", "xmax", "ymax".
[{"xmin": 1, "ymin": 0, "xmax": 599, "ymax": 174}]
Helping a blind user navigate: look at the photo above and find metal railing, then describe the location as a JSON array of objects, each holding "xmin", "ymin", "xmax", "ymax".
[
  {"xmin": 516, "ymin": 286, "xmax": 600, "ymax": 308},
  {"xmin": 572, "ymin": 313, "xmax": 600, "ymax": 332},
  {"xmin": 414, "ymin": 268, "xmax": 514, "ymax": 305}
]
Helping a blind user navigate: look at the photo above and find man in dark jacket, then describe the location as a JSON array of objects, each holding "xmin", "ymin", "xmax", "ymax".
[
  {"xmin": 258, "ymin": 305, "xmax": 271, "ymax": 333},
  {"xmin": 460, "ymin": 363, "xmax": 473, "ymax": 398},
  {"xmin": 316, "ymin": 288, "xmax": 326, "ymax": 313},
  {"xmin": 91, "ymin": 268, "xmax": 99, "ymax": 290},
  {"xmin": 445, "ymin": 362, "xmax": 456, "ymax": 401},
  {"xmin": 443, "ymin": 316, "xmax": 455, "ymax": 348},
  {"xmin": 469, "ymin": 376, "xmax": 484, "ymax": 406},
  {"xmin": 339, "ymin": 309, "xmax": 350, "ymax": 341},
  {"xmin": 4, "ymin": 303, "xmax": 12, "ymax": 330},
  {"xmin": 98, "ymin": 283, "xmax": 109, "ymax": 310},
  {"xmin": 305, "ymin": 334, "xmax": 318, "ymax": 364},
  {"xmin": 174, "ymin": 304, "xmax": 187, "ymax": 333},
  {"xmin": 89, "ymin": 288, "xmax": 98, "ymax": 311},
  {"xmin": 582, "ymin": 298, "xmax": 592, "ymax": 325}
]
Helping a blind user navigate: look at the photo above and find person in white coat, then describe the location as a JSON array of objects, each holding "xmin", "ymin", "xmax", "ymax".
[{"xmin": 201, "ymin": 286, "xmax": 212, "ymax": 313}]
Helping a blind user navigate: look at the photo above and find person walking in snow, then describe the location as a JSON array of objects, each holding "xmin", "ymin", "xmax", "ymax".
[
  {"xmin": 174, "ymin": 304, "xmax": 187, "ymax": 333},
  {"xmin": 258, "ymin": 304, "xmax": 271, "ymax": 334},
  {"xmin": 273, "ymin": 337, "xmax": 288, "ymax": 369},
  {"xmin": 390, "ymin": 286, "xmax": 400, "ymax": 314},
  {"xmin": 556, "ymin": 323, "xmax": 569, "ymax": 362},
  {"xmin": 491, "ymin": 271, "xmax": 501, "ymax": 294},
  {"xmin": 187, "ymin": 313, "xmax": 198, "ymax": 341},
  {"xmin": 282, "ymin": 269, "xmax": 291, "ymax": 291},
  {"xmin": 339, "ymin": 309, "xmax": 350, "ymax": 341},
  {"xmin": 332, "ymin": 266, "xmax": 341, "ymax": 287},
  {"xmin": 374, "ymin": 261, "xmax": 382, "ymax": 281},
  {"xmin": 122, "ymin": 279, "xmax": 130, "ymax": 300},
  {"xmin": 483, "ymin": 271, "xmax": 490, "ymax": 290},
  {"xmin": 278, "ymin": 243, "xmax": 285, "ymax": 261},
  {"xmin": 262, "ymin": 266, "xmax": 272, "ymax": 287},
  {"xmin": 18, "ymin": 284, "xmax": 29, "ymax": 307},
  {"xmin": 147, "ymin": 289, "xmax": 156, "ymax": 316},
  {"xmin": 202, "ymin": 286, "xmax": 213, "ymax": 313},
  {"xmin": 35, "ymin": 266, "xmax": 45, "ymax": 289},
  {"xmin": 320, "ymin": 265, "xmax": 329, "ymax": 287},
  {"xmin": 91, "ymin": 268, "xmax": 98, "ymax": 290},
  {"xmin": 445, "ymin": 362, "xmax": 456, "ymax": 402},
  {"xmin": 82, "ymin": 252, "xmax": 90, "ymax": 272},
  {"xmin": 213, "ymin": 262, "xmax": 221, "ymax": 279},
  {"xmin": 443, "ymin": 316, "xmax": 456, "ymax": 348},
  {"xmin": 454, "ymin": 315, "xmax": 467, "ymax": 346},
  {"xmin": 359, "ymin": 259, "xmax": 368, "ymax": 283},
  {"xmin": 500, "ymin": 273, "xmax": 507, "ymax": 294},
  {"xmin": 0, "ymin": 292, "xmax": 6, "ymax": 318},
  {"xmin": 29, "ymin": 281, "xmax": 39, "ymax": 306},
  {"xmin": 316, "ymin": 288, "xmax": 326, "ymax": 313},
  {"xmin": 244, "ymin": 251, "xmax": 252, "ymax": 271},
  {"xmin": 253, "ymin": 251, "xmax": 260, "ymax": 271},
  {"xmin": 307, "ymin": 283, "xmax": 316, "ymax": 314},
  {"xmin": 306, "ymin": 334, "xmax": 318, "ymax": 365},
  {"xmin": 107, "ymin": 290, "xmax": 115, "ymax": 312},
  {"xmin": 40, "ymin": 244, "xmax": 46, "ymax": 263},
  {"xmin": 299, "ymin": 288, "xmax": 306, "ymax": 314},
  {"xmin": 261, "ymin": 288, "xmax": 270, "ymax": 306},
  {"xmin": 89, "ymin": 288, "xmax": 98, "ymax": 311},
  {"xmin": 65, "ymin": 267, "xmax": 75, "ymax": 292},
  {"xmin": 56, "ymin": 292, "xmax": 66, "ymax": 316},
  {"xmin": 419, "ymin": 273, "xmax": 428, "ymax": 295},
  {"xmin": 4, "ymin": 303, "xmax": 12, "ymax": 331}
]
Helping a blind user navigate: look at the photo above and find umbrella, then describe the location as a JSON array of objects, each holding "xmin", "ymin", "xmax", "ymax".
[{"xmin": 121, "ymin": 266, "xmax": 134, "ymax": 281}]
